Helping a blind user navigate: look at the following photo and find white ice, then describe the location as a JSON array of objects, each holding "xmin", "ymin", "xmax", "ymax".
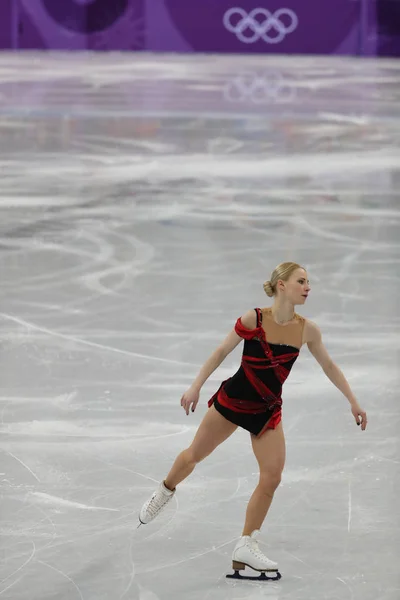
[{"xmin": 0, "ymin": 53, "xmax": 399, "ymax": 600}]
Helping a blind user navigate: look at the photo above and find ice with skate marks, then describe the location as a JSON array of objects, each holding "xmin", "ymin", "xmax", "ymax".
[
  {"xmin": 224, "ymin": 582, "xmax": 281, "ymax": 600},
  {"xmin": 137, "ymin": 584, "xmax": 161, "ymax": 600}
]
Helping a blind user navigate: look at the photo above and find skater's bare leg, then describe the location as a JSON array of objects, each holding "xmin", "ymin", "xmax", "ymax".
[
  {"xmin": 164, "ymin": 405, "xmax": 237, "ymax": 490},
  {"xmin": 242, "ymin": 422, "xmax": 286, "ymax": 536}
]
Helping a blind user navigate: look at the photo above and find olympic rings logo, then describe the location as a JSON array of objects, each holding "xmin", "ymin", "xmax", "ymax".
[
  {"xmin": 224, "ymin": 71, "xmax": 296, "ymax": 104},
  {"xmin": 223, "ymin": 7, "xmax": 298, "ymax": 44}
]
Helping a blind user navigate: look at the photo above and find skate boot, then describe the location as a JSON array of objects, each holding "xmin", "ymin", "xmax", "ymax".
[
  {"xmin": 138, "ymin": 481, "xmax": 175, "ymax": 526},
  {"xmin": 227, "ymin": 530, "xmax": 281, "ymax": 581}
]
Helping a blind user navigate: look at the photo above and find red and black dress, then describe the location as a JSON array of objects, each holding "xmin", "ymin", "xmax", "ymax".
[{"xmin": 208, "ymin": 307, "xmax": 305, "ymax": 437}]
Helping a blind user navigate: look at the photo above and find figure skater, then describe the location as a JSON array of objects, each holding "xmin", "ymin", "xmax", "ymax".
[{"xmin": 138, "ymin": 262, "xmax": 367, "ymax": 581}]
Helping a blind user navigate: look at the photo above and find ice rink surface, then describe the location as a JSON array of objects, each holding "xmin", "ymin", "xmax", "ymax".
[{"xmin": 0, "ymin": 53, "xmax": 399, "ymax": 600}]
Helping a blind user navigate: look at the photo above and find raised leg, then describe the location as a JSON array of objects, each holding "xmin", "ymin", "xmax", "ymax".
[{"xmin": 164, "ymin": 404, "xmax": 237, "ymax": 489}]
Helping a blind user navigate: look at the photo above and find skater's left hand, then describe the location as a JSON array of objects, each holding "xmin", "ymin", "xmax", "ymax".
[{"xmin": 351, "ymin": 402, "xmax": 367, "ymax": 430}]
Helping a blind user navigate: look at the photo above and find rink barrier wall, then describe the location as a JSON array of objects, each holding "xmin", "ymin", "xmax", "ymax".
[{"xmin": 0, "ymin": 0, "xmax": 399, "ymax": 56}]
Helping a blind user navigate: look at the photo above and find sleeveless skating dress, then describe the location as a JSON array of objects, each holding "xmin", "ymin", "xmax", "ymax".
[{"xmin": 208, "ymin": 308, "xmax": 305, "ymax": 437}]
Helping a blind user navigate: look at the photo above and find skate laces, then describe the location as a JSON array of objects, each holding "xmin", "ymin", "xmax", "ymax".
[
  {"xmin": 146, "ymin": 490, "xmax": 171, "ymax": 517},
  {"xmin": 248, "ymin": 539, "xmax": 271, "ymax": 563}
]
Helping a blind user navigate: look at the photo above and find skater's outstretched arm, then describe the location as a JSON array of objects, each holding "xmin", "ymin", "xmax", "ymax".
[
  {"xmin": 306, "ymin": 320, "xmax": 367, "ymax": 430},
  {"xmin": 181, "ymin": 309, "xmax": 257, "ymax": 415}
]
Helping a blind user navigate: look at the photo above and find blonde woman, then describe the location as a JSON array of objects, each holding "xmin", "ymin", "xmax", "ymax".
[{"xmin": 138, "ymin": 262, "xmax": 367, "ymax": 581}]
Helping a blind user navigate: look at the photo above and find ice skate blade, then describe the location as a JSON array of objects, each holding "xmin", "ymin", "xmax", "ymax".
[{"xmin": 226, "ymin": 569, "xmax": 281, "ymax": 582}]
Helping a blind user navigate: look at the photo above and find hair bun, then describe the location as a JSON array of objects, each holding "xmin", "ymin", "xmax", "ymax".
[{"xmin": 263, "ymin": 280, "xmax": 274, "ymax": 297}]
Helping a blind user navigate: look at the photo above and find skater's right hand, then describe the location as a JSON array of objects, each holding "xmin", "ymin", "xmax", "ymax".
[{"xmin": 180, "ymin": 387, "xmax": 200, "ymax": 415}]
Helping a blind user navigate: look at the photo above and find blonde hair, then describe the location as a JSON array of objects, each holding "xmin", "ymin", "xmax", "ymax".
[{"xmin": 263, "ymin": 262, "xmax": 305, "ymax": 297}]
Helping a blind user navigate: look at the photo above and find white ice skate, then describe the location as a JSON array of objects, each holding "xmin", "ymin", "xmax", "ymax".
[
  {"xmin": 138, "ymin": 481, "xmax": 175, "ymax": 526},
  {"xmin": 227, "ymin": 530, "xmax": 281, "ymax": 581}
]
